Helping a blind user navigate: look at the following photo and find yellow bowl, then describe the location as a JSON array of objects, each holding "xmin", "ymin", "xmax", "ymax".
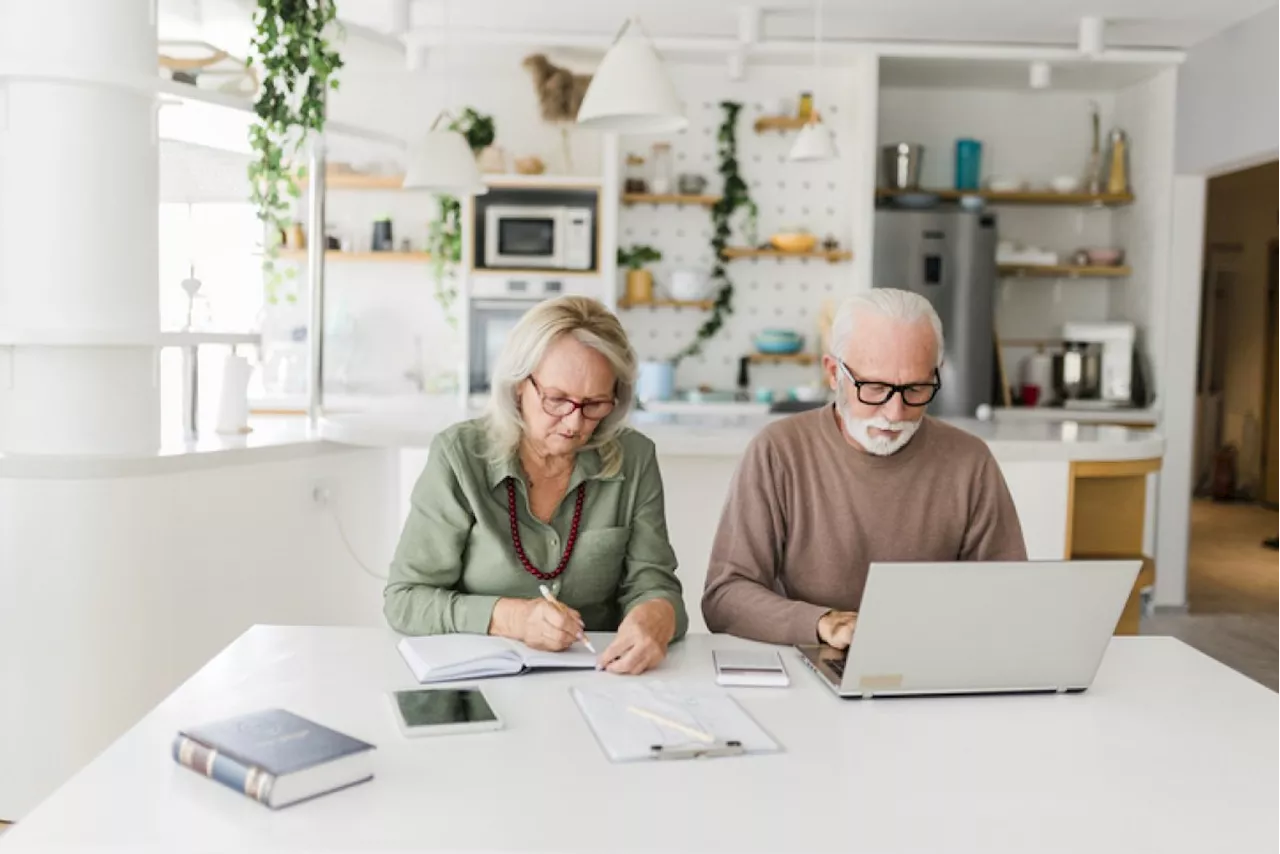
[{"xmin": 770, "ymin": 232, "xmax": 818, "ymax": 253}]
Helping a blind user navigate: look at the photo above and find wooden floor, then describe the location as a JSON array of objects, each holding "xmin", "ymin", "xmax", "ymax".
[
  {"xmin": 1187, "ymin": 499, "xmax": 1278, "ymax": 614},
  {"xmin": 1142, "ymin": 500, "xmax": 1279, "ymax": 691}
]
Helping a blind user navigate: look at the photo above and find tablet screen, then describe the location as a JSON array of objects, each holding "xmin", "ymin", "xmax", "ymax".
[{"xmin": 393, "ymin": 688, "xmax": 498, "ymax": 727}]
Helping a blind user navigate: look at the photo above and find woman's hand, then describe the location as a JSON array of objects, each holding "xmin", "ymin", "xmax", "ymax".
[
  {"xmin": 597, "ymin": 599, "xmax": 676, "ymax": 675},
  {"xmin": 490, "ymin": 597, "xmax": 585, "ymax": 651}
]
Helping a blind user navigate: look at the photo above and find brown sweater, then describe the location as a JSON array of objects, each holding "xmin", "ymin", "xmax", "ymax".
[{"xmin": 702, "ymin": 406, "xmax": 1027, "ymax": 645}]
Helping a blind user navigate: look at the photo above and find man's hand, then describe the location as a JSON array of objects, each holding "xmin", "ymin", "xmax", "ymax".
[
  {"xmin": 597, "ymin": 599, "xmax": 676, "ymax": 675},
  {"xmin": 817, "ymin": 610, "xmax": 857, "ymax": 649}
]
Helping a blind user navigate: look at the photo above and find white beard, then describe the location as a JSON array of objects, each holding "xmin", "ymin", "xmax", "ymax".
[{"xmin": 837, "ymin": 398, "xmax": 921, "ymax": 456}]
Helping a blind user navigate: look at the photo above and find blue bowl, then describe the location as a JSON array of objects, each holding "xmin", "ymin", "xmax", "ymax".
[{"xmin": 754, "ymin": 330, "xmax": 804, "ymax": 355}]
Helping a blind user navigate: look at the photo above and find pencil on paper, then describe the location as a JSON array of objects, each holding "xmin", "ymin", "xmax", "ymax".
[
  {"xmin": 538, "ymin": 584, "xmax": 597, "ymax": 654},
  {"xmin": 626, "ymin": 705, "xmax": 715, "ymax": 744}
]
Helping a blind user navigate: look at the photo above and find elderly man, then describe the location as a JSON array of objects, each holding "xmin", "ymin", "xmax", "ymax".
[{"xmin": 702, "ymin": 288, "xmax": 1026, "ymax": 648}]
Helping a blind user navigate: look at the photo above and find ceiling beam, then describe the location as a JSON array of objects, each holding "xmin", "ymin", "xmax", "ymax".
[{"xmin": 400, "ymin": 24, "xmax": 1185, "ymax": 66}]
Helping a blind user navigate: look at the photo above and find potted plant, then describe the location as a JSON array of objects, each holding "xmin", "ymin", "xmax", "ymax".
[{"xmin": 617, "ymin": 244, "xmax": 662, "ymax": 305}]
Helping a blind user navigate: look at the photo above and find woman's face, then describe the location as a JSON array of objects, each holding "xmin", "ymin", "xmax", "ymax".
[{"xmin": 518, "ymin": 335, "xmax": 617, "ymax": 458}]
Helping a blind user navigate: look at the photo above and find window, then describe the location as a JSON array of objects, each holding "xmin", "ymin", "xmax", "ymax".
[
  {"xmin": 158, "ymin": 203, "xmax": 265, "ymax": 436},
  {"xmin": 159, "ymin": 203, "xmax": 264, "ymax": 331}
]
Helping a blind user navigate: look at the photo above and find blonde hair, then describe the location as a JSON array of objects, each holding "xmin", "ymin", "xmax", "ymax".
[
  {"xmin": 484, "ymin": 296, "xmax": 637, "ymax": 478},
  {"xmin": 829, "ymin": 288, "xmax": 945, "ymax": 367}
]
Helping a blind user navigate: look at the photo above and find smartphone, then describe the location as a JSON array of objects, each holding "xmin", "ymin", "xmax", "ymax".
[
  {"xmin": 388, "ymin": 687, "xmax": 504, "ymax": 737},
  {"xmin": 713, "ymin": 649, "xmax": 790, "ymax": 688}
]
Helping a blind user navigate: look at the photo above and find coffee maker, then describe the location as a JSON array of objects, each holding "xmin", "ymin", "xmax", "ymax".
[{"xmin": 1060, "ymin": 322, "xmax": 1136, "ymax": 408}]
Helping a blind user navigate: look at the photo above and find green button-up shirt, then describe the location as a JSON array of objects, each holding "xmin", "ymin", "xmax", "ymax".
[{"xmin": 384, "ymin": 417, "xmax": 689, "ymax": 639}]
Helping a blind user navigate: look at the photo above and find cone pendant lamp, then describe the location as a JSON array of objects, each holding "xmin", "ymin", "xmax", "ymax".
[{"xmin": 577, "ymin": 17, "xmax": 687, "ymax": 134}]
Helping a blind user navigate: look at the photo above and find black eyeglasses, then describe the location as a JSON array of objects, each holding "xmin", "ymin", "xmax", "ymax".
[
  {"xmin": 527, "ymin": 376, "xmax": 617, "ymax": 421},
  {"xmin": 837, "ymin": 360, "xmax": 941, "ymax": 407}
]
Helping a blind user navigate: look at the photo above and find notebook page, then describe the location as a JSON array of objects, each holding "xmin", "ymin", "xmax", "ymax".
[
  {"xmin": 396, "ymin": 635, "xmax": 524, "ymax": 682},
  {"xmin": 571, "ymin": 681, "xmax": 781, "ymax": 762}
]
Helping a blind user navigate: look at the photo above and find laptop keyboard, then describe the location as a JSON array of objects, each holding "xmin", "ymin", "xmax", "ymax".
[{"xmin": 827, "ymin": 657, "xmax": 847, "ymax": 677}]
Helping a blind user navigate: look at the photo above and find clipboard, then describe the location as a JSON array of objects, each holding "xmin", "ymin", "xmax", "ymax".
[{"xmin": 570, "ymin": 682, "xmax": 781, "ymax": 763}]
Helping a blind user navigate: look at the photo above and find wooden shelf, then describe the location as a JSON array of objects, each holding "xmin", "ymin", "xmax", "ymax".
[
  {"xmin": 622, "ymin": 193, "xmax": 720, "ymax": 207},
  {"xmin": 319, "ymin": 173, "xmax": 404, "ymax": 190},
  {"xmin": 754, "ymin": 115, "xmax": 811, "ymax": 132},
  {"xmin": 278, "ymin": 250, "xmax": 431, "ymax": 263},
  {"xmin": 618, "ymin": 298, "xmax": 714, "ymax": 310},
  {"xmin": 747, "ymin": 353, "xmax": 818, "ymax": 365},
  {"xmin": 470, "ymin": 267, "xmax": 601, "ymax": 277},
  {"xmin": 876, "ymin": 188, "xmax": 1134, "ymax": 207},
  {"xmin": 723, "ymin": 247, "xmax": 852, "ymax": 263},
  {"xmin": 999, "ymin": 264, "xmax": 1132, "ymax": 278}
]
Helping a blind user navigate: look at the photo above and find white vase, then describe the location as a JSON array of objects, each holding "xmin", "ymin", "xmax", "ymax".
[{"xmin": 669, "ymin": 270, "xmax": 707, "ymax": 302}]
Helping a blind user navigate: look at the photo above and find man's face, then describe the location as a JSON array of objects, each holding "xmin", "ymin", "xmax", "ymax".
[{"xmin": 823, "ymin": 314, "xmax": 939, "ymax": 456}]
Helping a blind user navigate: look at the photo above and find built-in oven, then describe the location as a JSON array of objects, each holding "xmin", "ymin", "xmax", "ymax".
[
  {"xmin": 483, "ymin": 205, "xmax": 593, "ymax": 270},
  {"xmin": 468, "ymin": 276, "xmax": 572, "ymax": 394}
]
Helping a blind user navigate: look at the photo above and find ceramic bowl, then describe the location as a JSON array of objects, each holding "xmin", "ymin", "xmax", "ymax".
[
  {"xmin": 1050, "ymin": 175, "xmax": 1081, "ymax": 193},
  {"xmin": 986, "ymin": 176, "xmax": 1023, "ymax": 193},
  {"xmin": 769, "ymin": 232, "xmax": 818, "ymax": 253},
  {"xmin": 1084, "ymin": 247, "xmax": 1125, "ymax": 266},
  {"xmin": 754, "ymin": 329, "xmax": 804, "ymax": 355}
]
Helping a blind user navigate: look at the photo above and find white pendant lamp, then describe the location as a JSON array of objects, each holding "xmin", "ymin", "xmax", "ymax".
[
  {"xmin": 577, "ymin": 17, "xmax": 687, "ymax": 134},
  {"xmin": 789, "ymin": 120, "xmax": 837, "ymax": 162},
  {"xmin": 402, "ymin": 111, "xmax": 487, "ymax": 195},
  {"xmin": 789, "ymin": 0, "xmax": 837, "ymax": 162}
]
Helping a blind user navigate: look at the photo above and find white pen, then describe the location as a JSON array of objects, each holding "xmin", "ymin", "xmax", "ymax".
[{"xmin": 538, "ymin": 584, "xmax": 597, "ymax": 654}]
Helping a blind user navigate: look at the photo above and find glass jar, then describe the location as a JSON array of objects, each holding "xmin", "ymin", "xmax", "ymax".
[
  {"xmin": 797, "ymin": 92, "xmax": 814, "ymax": 120},
  {"xmin": 624, "ymin": 154, "xmax": 648, "ymax": 194},
  {"xmin": 650, "ymin": 143, "xmax": 673, "ymax": 195}
]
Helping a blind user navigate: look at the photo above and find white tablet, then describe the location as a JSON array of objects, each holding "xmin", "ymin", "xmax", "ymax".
[
  {"xmin": 388, "ymin": 687, "xmax": 505, "ymax": 737},
  {"xmin": 713, "ymin": 649, "xmax": 790, "ymax": 688}
]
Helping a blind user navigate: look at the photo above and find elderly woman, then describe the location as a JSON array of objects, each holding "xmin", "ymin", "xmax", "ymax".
[{"xmin": 384, "ymin": 296, "xmax": 687, "ymax": 675}]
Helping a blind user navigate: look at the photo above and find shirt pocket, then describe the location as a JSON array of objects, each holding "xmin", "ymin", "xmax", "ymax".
[{"xmin": 564, "ymin": 525, "xmax": 630, "ymax": 602}]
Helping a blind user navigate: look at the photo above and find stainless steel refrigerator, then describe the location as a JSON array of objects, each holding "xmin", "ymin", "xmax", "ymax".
[{"xmin": 872, "ymin": 209, "xmax": 998, "ymax": 418}]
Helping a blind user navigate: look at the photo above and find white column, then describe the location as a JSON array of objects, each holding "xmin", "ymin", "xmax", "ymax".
[
  {"xmin": 0, "ymin": 0, "xmax": 159, "ymax": 454},
  {"xmin": 1154, "ymin": 174, "xmax": 1208, "ymax": 608}
]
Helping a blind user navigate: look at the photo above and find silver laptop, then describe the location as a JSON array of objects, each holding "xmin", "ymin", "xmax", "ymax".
[{"xmin": 797, "ymin": 560, "xmax": 1140, "ymax": 698}]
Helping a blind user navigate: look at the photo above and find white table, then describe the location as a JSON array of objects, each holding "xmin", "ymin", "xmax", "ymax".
[{"xmin": 4, "ymin": 628, "xmax": 1275, "ymax": 853}]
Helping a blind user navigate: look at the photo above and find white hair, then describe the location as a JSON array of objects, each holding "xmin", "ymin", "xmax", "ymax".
[
  {"xmin": 828, "ymin": 289, "xmax": 945, "ymax": 368},
  {"xmin": 485, "ymin": 296, "xmax": 637, "ymax": 478}
]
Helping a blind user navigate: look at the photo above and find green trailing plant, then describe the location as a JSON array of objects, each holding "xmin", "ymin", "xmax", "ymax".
[
  {"xmin": 426, "ymin": 108, "xmax": 497, "ymax": 327},
  {"xmin": 617, "ymin": 245, "xmax": 662, "ymax": 270},
  {"xmin": 673, "ymin": 101, "xmax": 754, "ymax": 364},
  {"xmin": 247, "ymin": 0, "xmax": 344, "ymax": 305}
]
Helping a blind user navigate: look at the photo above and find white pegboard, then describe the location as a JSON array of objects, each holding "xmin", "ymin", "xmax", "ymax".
[{"xmin": 617, "ymin": 75, "xmax": 859, "ymax": 392}]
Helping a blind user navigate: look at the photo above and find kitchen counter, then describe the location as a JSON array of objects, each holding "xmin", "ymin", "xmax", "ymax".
[
  {"xmin": 994, "ymin": 406, "xmax": 1160, "ymax": 426},
  {"xmin": 320, "ymin": 408, "xmax": 1165, "ymax": 463},
  {"xmin": 0, "ymin": 416, "xmax": 340, "ymax": 478}
]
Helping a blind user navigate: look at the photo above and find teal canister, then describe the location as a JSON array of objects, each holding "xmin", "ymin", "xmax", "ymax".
[{"xmin": 954, "ymin": 139, "xmax": 982, "ymax": 191}]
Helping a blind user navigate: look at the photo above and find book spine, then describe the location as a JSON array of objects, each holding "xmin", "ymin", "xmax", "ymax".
[{"xmin": 172, "ymin": 735, "xmax": 276, "ymax": 807}]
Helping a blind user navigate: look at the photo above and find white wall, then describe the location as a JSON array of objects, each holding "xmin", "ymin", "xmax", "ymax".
[
  {"xmin": 1112, "ymin": 68, "xmax": 1178, "ymax": 397},
  {"xmin": 1175, "ymin": 4, "xmax": 1280, "ymax": 176},
  {"xmin": 618, "ymin": 61, "xmax": 874, "ymax": 391},
  {"xmin": 878, "ymin": 85, "xmax": 1131, "ymax": 384},
  {"xmin": 324, "ymin": 42, "xmax": 880, "ymax": 396},
  {"xmin": 0, "ymin": 448, "xmax": 398, "ymax": 818}
]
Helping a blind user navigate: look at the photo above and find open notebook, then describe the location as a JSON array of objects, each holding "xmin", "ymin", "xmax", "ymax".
[{"xmin": 396, "ymin": 634, "xmax": 607, "ymax": 683}]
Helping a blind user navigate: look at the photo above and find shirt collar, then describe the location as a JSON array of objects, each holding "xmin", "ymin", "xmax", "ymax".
[{"xmin": 485, "ymin": 443, "xmax": 625, "ymax": 491}]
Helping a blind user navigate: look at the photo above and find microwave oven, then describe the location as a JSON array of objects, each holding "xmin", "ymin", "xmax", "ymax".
[{"xmin": 483, "ymin": 205, "xmax": 593, "ymax": 270}]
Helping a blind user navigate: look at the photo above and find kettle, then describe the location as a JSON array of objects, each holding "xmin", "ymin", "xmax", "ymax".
[{"xmin": 1052, "ymin": 341, "xmax": 1102, "ymax": 402}]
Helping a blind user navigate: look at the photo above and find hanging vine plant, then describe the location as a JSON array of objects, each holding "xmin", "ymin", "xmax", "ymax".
[
  {"xmin": 426, "ymin": 108, "xmax": 496, "ymax": 327},
  {"xmin": 247, "ymin": 0, "xmax": 344, "ymax": 305},
  {"xmin": 673, "ymin": 101, "xmax": 755, "ymax": 364}
]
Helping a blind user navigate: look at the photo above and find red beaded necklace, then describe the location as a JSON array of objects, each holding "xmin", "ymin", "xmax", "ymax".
[{"xmin": 505, "ymin": 478, "xmax": 586, "ymax": 581}]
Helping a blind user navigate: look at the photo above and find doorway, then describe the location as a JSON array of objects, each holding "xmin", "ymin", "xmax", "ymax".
[
  {"xmin": 1259, "ymin": 240, "xmax": 1280, "ymax": 507},
  {"xmin": 1187, "ymin": 160, "xmax": 1278, "ymax": 617}
]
